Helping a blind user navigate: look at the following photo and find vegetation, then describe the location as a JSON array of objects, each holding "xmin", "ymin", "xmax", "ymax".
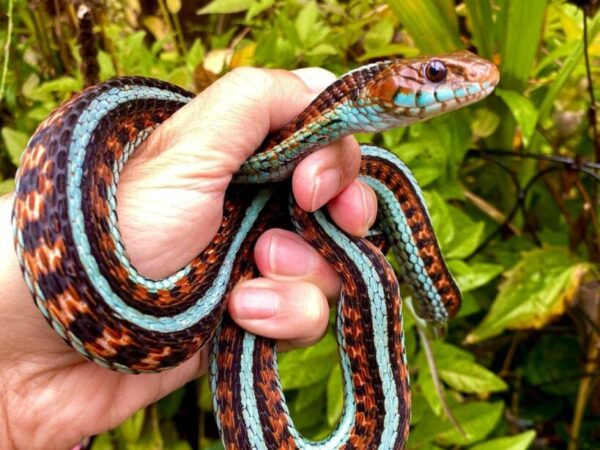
[{"xmin": 1, "ymin": 0, "xmax": 599, "ymax": 449}]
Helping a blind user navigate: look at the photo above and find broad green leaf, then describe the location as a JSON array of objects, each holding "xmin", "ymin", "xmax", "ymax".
[
  {"xmin": 90, "ymin": 433, "xmax": 114, "ymax": 450},
  {"xmin": 197, "ymin": 0, "xmax": 253, "ymax": 14},
  {"xmin": 326, "ymin": 365, "xmax": 344, "ymax": 427},
  {"xmin": 438, "ymin": 359, "xmax": 508, "ymax": 393},
  {"xmin": 295, "ymin": 1, "xmax": 320, "ymax": 45},
  {"xmin": 467, "ymin": 247, "xmax": 591, "ymax": 343},
  {"xmin": 387, "ymin": 0, "xmax": 462, "ymax": 53},
  {"xmin": 0, "ymin": 179, "xmax": 15, "ymax": 196},
  {"xmin": 117, "ymin": 409, "xmax": 145, "ymax": 443},
  {"xmin": 470, "ymin": 430, "xmax": 536, "ymax": 450},
  {"xmin": 290, "ymin": 382, "xmax": 327, "ymax": 430},
  {"xmin": 409, "ymin": 401, "xmax": 504, "ymax": 446},
  {"xmin": 447, "ymin": 260, "xmax": 503, "ymax": 293},
  {"xmin": 279, "ymin": 330, "xmax": 337, "ymax": 389},
  {"xmin": 465, "ymin": 0, "xmax": 496, "ymax": 58},
  {"xmin": 496, "ymin": 0, "xmax": 547, "ymax": 91},
  {"xmin": 1, "ymin": 127, "xmax": 28, "ymax": 165},
  {"xmin": 495, "ymin": 89, "xmax": 538, "ymax": 146}
]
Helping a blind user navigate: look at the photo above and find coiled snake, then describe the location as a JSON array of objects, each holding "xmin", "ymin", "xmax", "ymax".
[{"xmin": 12, "ymin": 50, "xmax": 499, "ymax": 449}]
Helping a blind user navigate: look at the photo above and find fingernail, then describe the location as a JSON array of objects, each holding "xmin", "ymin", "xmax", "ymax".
[
  {"xmin": 233, "ymin": 288, "xmax": 280, "ymax": 320},
  {"xmin": 268, "ymin": 232, "xmax": 313, "ymax": 276},
  {"xmin": 311, "ymin": 168, "xmax": 341, "ymax": 211},
  {"xmin": 361, "ymin": 181, "xmax": 378, "ymax": 233},
  {"xmin": 292, "ymin": 68, "xmax": 336, "ymax": 93}
]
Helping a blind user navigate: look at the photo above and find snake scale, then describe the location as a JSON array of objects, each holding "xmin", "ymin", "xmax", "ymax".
[{"xmin": 12, "ymin": 50, "xmax": 499, "ymax": 449}]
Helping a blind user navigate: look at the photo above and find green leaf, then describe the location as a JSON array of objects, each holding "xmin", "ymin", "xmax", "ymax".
[
  {"xmin": 496, "ymin": 0, "xmax": 548, "ymax": 91},
  {"xmin": 495, "ymin": 89, "xmax": 538, "ymax": 146},
  {"xmin": 197, "ymin": 0, "xmax": 253, "ymax": 14},
  {"xmin": 295, "ymin": 1, "xmax": 318, "ymax": 42},
  {"xmin": 470, "ymin": 430, "xmax": 536, "ymax": 450},
  {"xmin": 471, "ymin": 108, "xmax": 500, "ymax": 138},
  {"xmin": 117, "ymin": 409, "xmax": 145, "ymax": 443},
  {"xmin": 1, "ymin": 127, "xmax": 28, "ymax": 165},
  {"xmin": 410, "ymin": 401, "xmax": 504, "ymax": 446},
  {"xmin": 0, "ymin": 179, "xmax": 15, "ymax": 196},
  {"xmin": 447, "ymin": 260, "xmax": 503, "ymax": 293},
  {"xmin": 90, "ymin": 433, "xmax": 114, "ymax": 450},
  {"xmin": 465, "ymin": 0, "xmax": 496, "ymax": 58},
  {"xmin": 467, "ymin": 247, "xmax": 591, "ymax": 343},
  {"xmin": 529, "ymin": 10, "xmax": 600, "ymax": 149},
  {"xmin": 438, "ymin": 359, "xmax": 508, "ymax": 393},
  {"xmin": 278, "ymin": 330, "xmax": 337, "ymax": 389},
  {"xmin": 25, "ymin": 76, "xmax": 81, "ymax": 101},
  {"xmin": 246, "ymin": 0, "xmax": 275, "ymax": 20},
  {"xmin": 387, "ymin": 0, "xmax": 463, "ymax": 53},
  {"xmin": 363, "ymin": 19, "xmax": 394, "ymax": 53},
  {"xmin": 185, "ymin": 39, "xmax": 205, "ymax": 70},
  {"xmin": 326, "ymin": 365, "xmax": 343, "ymax": 427}
]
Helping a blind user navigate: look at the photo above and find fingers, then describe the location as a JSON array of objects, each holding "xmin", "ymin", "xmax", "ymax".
[
  {"xmin": 253, "ymin": 229, "xmax": 340, "ymax": 299},
  {"xmin": 136, "ymin": 67, "xmax": 346, "ymax": 187},
  {"xmin": 228, "ymin": 278, "xmax": 330, "ymax": 350}
]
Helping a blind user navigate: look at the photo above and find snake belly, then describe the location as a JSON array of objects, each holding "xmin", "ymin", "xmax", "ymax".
[{"xmin": 12, "ymin": 51, "xmax": 499, "ymax": 448}]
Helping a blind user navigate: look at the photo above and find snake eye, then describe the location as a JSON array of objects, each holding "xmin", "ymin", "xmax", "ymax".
[{"xmin": 424, "ymin": 60, "xmax": 447, "ymax": 83}]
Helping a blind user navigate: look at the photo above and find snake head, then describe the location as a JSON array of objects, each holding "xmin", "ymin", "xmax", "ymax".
[{"xmin": 365, "ymin": 50, "xmax": 500, "ymax": 125}]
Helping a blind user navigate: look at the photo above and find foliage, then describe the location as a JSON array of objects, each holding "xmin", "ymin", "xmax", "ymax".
[{"xmin": 1, "ymin": 0, "xmax": 600, "ymax": 449}]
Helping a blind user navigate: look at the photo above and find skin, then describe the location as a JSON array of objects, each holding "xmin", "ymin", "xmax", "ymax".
[{"xmin": 0, "ymin": 67, "xmax": 378, "ymax": 450}]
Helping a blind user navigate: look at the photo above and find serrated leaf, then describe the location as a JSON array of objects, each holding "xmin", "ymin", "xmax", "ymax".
[
  {"xmin": 467, "ymin": 247, "xmax": 590, "ymax": 343},
  {"xmin": 278, "ymin": 330, "xmax": 337, "ymax": 389},
  {"xmin": 1, "ymin": 127, "xmax": 29, "ymax": 165},
  {"xmin": 197, "ymin": 0, "xmax": 253, "ymax": 15},
  {"xmin": 438, "ymin": 359, "xmax": 508, "ymax": 393},
  {"xmin": 495, "ymin": 89, "xmax": 538, "ymax": 146},
  {"xmin": 470, "ymin": 430, "xmax": 536, "ymax": 450}
]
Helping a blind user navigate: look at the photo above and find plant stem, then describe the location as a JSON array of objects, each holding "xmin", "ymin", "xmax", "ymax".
[{"xmin": 0, "ymin": 0, "xmax": 13, "ymax": 103}]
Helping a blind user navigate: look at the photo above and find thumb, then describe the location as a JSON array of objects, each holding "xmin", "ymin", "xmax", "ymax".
[
  {"xmin": 115, "ymin": 68, "xmax": 336, "ymax": 278},
  {"xmin": 132, "ymin": 67, "xmax": 337, "ymax": 194}
]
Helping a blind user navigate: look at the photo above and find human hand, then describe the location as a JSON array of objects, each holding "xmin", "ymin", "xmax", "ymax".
[{"xmin": 0, "ymin": 67, "xmax": 378, "ymax": 449}]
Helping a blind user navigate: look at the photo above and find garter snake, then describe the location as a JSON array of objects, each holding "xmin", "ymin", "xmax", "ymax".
[{"xmin": 12, "ymin": 50, "xmax": 499, "ymax": 449}]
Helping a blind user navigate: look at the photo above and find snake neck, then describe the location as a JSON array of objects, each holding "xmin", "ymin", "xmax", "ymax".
[{"xmin": 233, "ymin": 62, "xmax": 407, "ymax": 184}]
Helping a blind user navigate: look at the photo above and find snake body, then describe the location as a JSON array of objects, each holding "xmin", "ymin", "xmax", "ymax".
[{"xmin": 12, "ymin": 50, "xmax": 498, "ymax": 449}]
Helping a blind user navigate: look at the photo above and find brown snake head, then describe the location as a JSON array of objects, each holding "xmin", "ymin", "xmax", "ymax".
[{"xmin": 363, "ymin": 50, "xmax": 500, "ymax": 124}]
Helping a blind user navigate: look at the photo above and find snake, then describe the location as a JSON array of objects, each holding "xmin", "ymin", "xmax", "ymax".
[{"xmin": 12, "ymin": 50, "xmax": 499, "ymax": 449}]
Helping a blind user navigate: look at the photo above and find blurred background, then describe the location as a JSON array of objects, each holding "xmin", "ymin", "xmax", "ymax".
[{"xmin": 1, "ymin": 1, "xmax": 599, "ymax": 449}]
